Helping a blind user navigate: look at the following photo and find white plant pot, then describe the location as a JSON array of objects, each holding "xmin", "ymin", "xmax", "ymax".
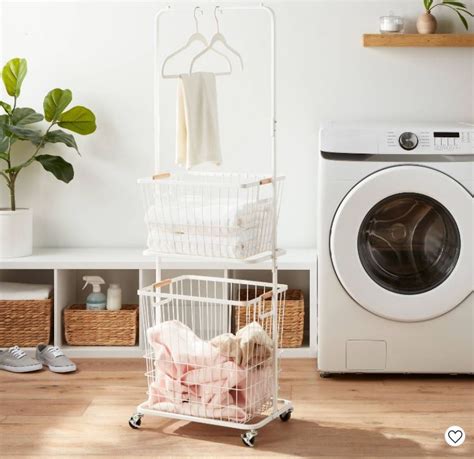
[{"xmin": 0, "ymin": 208, "xmax": 33, "ymax": 258}]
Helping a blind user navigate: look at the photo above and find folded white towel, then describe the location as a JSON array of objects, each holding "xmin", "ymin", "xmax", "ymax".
[
  {"xmin": 146, "ymin": 198, "xmax": 273, "ymax": 230},
  {"xmin": 0, "ymin": 282, "xmax": 52, "ymax": 300},
  {"xmin": 147, "ymin": 227, "xmax": 271, "ymax": 259},
  {"xmin": 176, "ymin": 72, "xmax": 222, "ymax": 169}
]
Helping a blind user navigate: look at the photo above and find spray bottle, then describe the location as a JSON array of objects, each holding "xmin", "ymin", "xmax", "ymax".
[{"xmin": 83, "ymin": 276, "xmax": 106, "ymax": 310}]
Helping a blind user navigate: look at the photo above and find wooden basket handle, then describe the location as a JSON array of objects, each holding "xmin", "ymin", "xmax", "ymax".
[
  {"xmin": 153, "ymin": 172, "xmax": 171, "ymax": 181},
  {"xmin": 153, "ymin": 279, "xmax": 172, "ymax": 289},
  {"xmin": 258, "ymin": 290, "xmax": 275, "ymax": 319},
  {"xmin": 260, "ymin": 290, "xmax": 274, "ymax": 300}
]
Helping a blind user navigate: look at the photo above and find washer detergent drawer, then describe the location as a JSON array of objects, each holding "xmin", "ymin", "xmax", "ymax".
[{"xmin": 346, "ymin": 340, "xmax": 387, "ymax": 370}]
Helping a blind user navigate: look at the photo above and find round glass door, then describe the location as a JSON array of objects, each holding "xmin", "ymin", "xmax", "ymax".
[
  {"xmin": 329, "ymin": 165, "xmax": 472, "ymax": 322},
  {"xmin": 358, "ymin": 193, "xmax": 461, "ymax": 295}
]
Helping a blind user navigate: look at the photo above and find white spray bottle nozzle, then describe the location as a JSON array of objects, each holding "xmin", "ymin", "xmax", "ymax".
[{"xmin": 82, "ymin": 276, "xmax": 105, "ymax": 293}]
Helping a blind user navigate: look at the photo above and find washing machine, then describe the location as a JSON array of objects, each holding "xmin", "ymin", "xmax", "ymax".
[{"xmin": 317, "ymin": 122, "xmax": 473, "ymax": 375}]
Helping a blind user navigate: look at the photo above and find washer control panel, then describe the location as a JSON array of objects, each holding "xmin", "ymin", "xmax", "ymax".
[
  {"xmin": 385, "ymin": 129, "xmax": 473, "ymax": 154},
  {"xmin": 319, "ymin": 123, "xmax": 474, "ymax": 156}
]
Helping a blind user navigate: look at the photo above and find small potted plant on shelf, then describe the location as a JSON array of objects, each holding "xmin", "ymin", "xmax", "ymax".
[
  {"xmin": 417, "ymin": 1, "xmax": 473, "ymax": 34},
  {"xmin": 0, "ymin": 57, "xmax": 96, "ymax": 258}
]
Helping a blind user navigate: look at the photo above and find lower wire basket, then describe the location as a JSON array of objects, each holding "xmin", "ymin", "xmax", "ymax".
[{"xmin": 129, "ymin": 275, "xmax": 294, "ymax": 446}]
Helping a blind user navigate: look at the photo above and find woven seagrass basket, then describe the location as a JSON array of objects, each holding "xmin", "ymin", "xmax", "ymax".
[
  {"xmin": 235, "ymin": 289, "xmax": 304, "ymax": 348},
  {"xmin": 0, "ymin": 299, "xmax": 52, "ymax": 347},
  {"xmin": 64, "ymin": 304, "xmax": 138, "ymax": 346}
]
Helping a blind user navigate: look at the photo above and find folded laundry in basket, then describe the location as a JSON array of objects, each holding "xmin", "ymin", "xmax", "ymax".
[
  {"xmin": 146, "ymin": 230, "xmax": 267, "ymax": 259},
  {"xmin": 0, "ymin": 282, "xmax": 52, "ymax": 300},
  {"xmin": 145, "ymin": 198, "xmax": 273, "ymax": 230}
]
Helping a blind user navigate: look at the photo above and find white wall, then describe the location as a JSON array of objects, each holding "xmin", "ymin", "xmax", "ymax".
[{"xmin": 1, "ymin": 0, "xmax": 473, "ymax": 249}]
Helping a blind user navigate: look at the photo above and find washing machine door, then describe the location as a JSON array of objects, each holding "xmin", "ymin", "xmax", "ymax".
[{"xmin": 330, "ymin": 165, "xmax": 472, "ymax": 322}]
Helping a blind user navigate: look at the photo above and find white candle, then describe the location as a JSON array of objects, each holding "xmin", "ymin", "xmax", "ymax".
[{"xmin": 380, "ymin": 14, "xmax": 403, "ymax": 34}]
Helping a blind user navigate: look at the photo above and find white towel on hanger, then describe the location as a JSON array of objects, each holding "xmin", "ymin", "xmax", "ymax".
[{"xmin": 176, "ymin": 72, "xmax": 222, "ymax": 169}]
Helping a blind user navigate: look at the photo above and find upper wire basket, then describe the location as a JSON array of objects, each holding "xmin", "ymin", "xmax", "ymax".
[{"xmin": 138, "ymin": 172, "xmax": 285, "ymax": 260}]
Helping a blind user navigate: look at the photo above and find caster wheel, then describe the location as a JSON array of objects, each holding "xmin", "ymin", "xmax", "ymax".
[
  {"xmin": 241, "ymin": 430, "xmax": 257, "ymax": 447},
  {"xmin": 129, "ymin": 414, "xmax": 142, "ymax": 429},
  {"xmin": 280, "ymin": 409, "xmax": 292, "ymax": 422},
  {"xmin": 319, "ymin": 372, "xmax": 332, "ymax": 378}
]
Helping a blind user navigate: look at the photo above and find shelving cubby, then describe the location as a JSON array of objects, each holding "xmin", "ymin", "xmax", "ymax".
[{"xmin": 0, "ymin": 248, "xmax": 317, "ymax": 358}]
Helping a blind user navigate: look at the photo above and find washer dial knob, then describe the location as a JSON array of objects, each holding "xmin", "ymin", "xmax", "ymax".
[{"xmin": 399, "ymin": 132, "xmax": 419, "ymax": 151}]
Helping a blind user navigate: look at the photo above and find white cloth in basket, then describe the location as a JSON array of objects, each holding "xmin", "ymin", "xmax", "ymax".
[
  {"xmin": 145, "ymin": 198, "xmax": 272, "ymax": 230},
  {"xmin": 0, "ymin": 282, "xmax": 52, "ymax": 300},
  {"xmin": 147, "ymin": 228, "xmax": 269, "ymax": 259},
  {"xmin": 145, "ymin": 198, "xmax": 273, "ymax": 258}
]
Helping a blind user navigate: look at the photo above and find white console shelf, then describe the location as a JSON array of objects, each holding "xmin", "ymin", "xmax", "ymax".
[{"xmin": 0, "ymin": 248, "xmax": 317, "ymax": 358}]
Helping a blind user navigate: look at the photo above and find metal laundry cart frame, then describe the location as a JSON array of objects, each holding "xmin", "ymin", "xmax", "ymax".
[{"xmin": 129, "ymin": 2, "xmax": 293, "ymax": 447}]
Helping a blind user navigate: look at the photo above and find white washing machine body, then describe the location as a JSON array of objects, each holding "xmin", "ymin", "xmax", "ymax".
[{"xmin": 317, "ymin": 122, "xmax": 473, "ymax": 374}]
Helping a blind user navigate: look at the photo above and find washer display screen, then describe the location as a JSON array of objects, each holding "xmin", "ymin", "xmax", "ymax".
[{"xmin": 357, "ymin": 193, "xmax": 461, "ymax": 295}]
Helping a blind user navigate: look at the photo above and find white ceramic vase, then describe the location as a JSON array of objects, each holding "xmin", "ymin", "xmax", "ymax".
[{"xmin": 0, "ymin": 208, "xmax": 33, "ymax": 258}]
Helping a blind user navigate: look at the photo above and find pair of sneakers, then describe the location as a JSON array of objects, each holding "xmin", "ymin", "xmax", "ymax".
[{"xmin": 0, "ymin": 344, "xmax": 76, "ymax": 373}]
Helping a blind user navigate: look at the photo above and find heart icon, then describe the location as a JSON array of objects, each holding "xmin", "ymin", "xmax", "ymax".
[{"xmin": 448, "ymin": 430, "xmax": 463, "ymax": 444}]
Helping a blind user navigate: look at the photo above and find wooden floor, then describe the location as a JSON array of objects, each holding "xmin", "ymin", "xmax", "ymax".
[{"xmin": 0, "ymin": 359, "xmax": 472, "ymax": 457}]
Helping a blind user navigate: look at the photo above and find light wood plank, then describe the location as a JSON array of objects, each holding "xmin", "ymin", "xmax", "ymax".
[
  {"xmin": 0, "ymin": 358, "xmax": 473, "ymax": 457},
  {"xmin": 363, "ymin": 33, "xmax": 474, "ymax": 47}
]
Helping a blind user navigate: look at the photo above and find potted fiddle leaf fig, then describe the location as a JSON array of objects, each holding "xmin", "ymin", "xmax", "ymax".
[
  {"xmin": 0, "ymin": 57, "xmax": 96, "ymax": 258},
  {"xmin": 417, "ymin": 1, "xmax": 473, "ymax": 34}
]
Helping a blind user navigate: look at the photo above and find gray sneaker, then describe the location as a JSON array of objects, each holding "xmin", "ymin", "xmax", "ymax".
[
  {"xmin": 36, "ymin": 344, "xmax": 76, "ymax": 373},
  {"xmin": 0, "ymin": 346, "xmax": 43, "ymax": 373}
]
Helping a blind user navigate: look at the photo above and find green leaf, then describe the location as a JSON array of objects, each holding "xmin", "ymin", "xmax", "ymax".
[
  {"xmin": 424, "ymin": 0, "xmax": 430, "ymax": 10},
  {"xmin": 58, "ymin": 106, "xmax": 96, "ymax": 135},
  {"xmin": 4, "ymin": 124, "xmax": 43, "ymax": 144},
  {"xmin": 459, "ymin": 8, "xmax": 474, "ymax": 17},
  {"xmin": 43, "ymin": 88, "xmax": 72, "ymax": 122},
  {"xmin": 35, "ymin": 154, "xmax": 74, "ymax": 183},
  {"xmin": 11, "ymin": 107, "xmax": 44, "ymax": 126},
  {"xmin": 0, "ymin": 152, "xmax": 8, "ymax": 161},
  {"xmin": 2, "ymin": 58, "xmax": 27, "ymax": 97},
  {"xmin": 0, "ymin": 136, "xmax": 9, "ymax": 154},
  {"xmin": 443, "ymin": 1, "xmax": 467, "ymax": 7},
  {"xmin": 455, "ymin": 10, "xmax": 469, "ymax": 29},
  {"xmin": 44, "ymin": 129, "xmax": 79, "ymax": 154},
  {"xmin": 0, "ymin": 101, "xmax": 12, "ymax": 115},
  {"xmin": 0, "ymin": 115, "xmax": 10, "ymax": 153}
]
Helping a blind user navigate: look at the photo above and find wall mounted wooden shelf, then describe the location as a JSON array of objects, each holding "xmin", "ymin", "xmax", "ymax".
[{"xmin": 363, "ymin": 33, "xmax": 474, "ymax": 47}]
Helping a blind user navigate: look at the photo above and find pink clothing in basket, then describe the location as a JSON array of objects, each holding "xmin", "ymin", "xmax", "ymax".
[{"xmin": 146, "ymin": 320, "xmax": 272, "ymax": 421}]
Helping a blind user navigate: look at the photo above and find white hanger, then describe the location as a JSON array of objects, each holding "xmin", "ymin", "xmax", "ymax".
[
  {"xmin": 161, "ymin": 7, "xmax": 232, "ymax": 79},
  {"xmin": 189, "ymin": 6, "xmax": 243, "ymax": 76}
]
